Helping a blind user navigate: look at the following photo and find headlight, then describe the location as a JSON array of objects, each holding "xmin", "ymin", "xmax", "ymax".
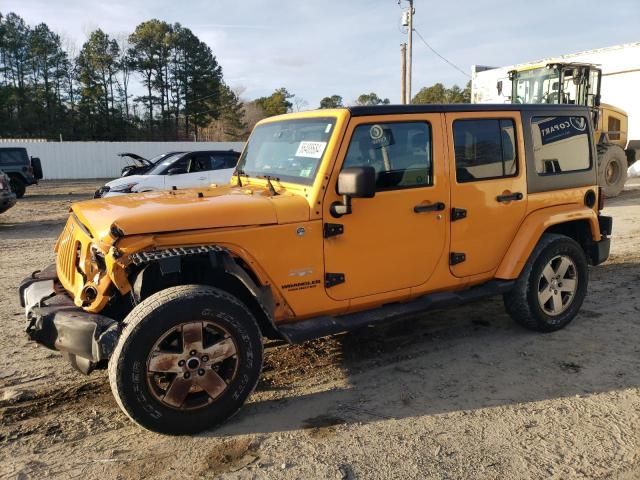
[{"xmin": 110, "ymin": 182, "xmax": 138, "ymax": 193}]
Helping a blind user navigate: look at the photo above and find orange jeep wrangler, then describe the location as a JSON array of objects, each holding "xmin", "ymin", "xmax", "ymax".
[{"xmin": 20, "ymin": 104, "xmax": 612, "ymax": 434}]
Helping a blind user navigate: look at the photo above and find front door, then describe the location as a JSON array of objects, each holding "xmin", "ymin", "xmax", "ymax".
[
  {"xmin": 323, "ymin": 115, "xmax": 449, "ymax": 301},
  {"xmin": 164, "ymin": 153, "xmax": 211, "ymax": 189},
  {"xmin": 445, "ymin": 112, "xmax": 527, "ymax": 278}
]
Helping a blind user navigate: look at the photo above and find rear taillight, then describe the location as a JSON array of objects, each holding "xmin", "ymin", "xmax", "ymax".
[{"xmin": 598, "ymin": 187, "xmax": 605, "ymax": 211}]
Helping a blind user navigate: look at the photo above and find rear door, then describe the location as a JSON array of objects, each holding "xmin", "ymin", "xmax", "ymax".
[{"xmin": 445, "ymin": 112, "xmax": 527, "ymax": 277}]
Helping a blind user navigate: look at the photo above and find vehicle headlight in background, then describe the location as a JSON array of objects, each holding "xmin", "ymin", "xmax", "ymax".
[{"xmin": 110, "ymin": 182, "xmax": 138, "ymax": 193}]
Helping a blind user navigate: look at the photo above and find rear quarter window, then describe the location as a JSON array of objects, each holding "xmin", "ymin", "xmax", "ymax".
[
  {"xmin": 0, "ymin": 149, "xmax": 28, "ymax": 166},
  {"xmin": 531, "ymin": 116, "xmax": 591, "ymax": 174}
]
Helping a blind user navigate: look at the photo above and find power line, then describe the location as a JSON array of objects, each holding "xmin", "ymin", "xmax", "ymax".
[
  {"xmin": 413, "ymin": 28, "xmax": 471, "ymax": 79},
  {"xmin": 185, "ymin": 91, "xmax": 218, "ymax": 103}
]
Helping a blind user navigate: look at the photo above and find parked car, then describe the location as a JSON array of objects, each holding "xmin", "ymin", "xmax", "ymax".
[
  {"xmin": 0, "ymin": 169, "xmax": 17, "ymax": 214},
  {"xmin": 95, "ymin": 150, "xmax": 239, "ymax": 198},
  {"xmin": 119, "ymin": 151, "xmax": 184, "ymax": 177},
  {"xmin": 20, "ymin": 104, "xmax": 611, "ymax": 435},
  {"xmin": 0, "ymin": 147, "xmax": 43, "ymax": 198}
]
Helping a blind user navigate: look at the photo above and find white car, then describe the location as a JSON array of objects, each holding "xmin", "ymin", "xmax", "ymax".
[{"xmin": 95, "ymin": 150, "xmax": 240, "ymax": 198}]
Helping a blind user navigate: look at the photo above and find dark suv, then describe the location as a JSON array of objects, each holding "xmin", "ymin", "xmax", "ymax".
[{"xmin": 0, "ymin": 147, "xmax": 43, "ymax": 198}]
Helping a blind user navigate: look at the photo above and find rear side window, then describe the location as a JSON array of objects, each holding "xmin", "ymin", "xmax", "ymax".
[
  {"xmin": 0, "ymin": 149, "xmax": 28, "ymax": 166},
  {"xmin": 531, "ymin": 116, "xmax": 591, "ymax": 174},
  {"xmin": 343, "ymin": 122, "xmax": 433, "ymax": 190},
  {"xmin": 210, "ymin": 154, "xmax": 238, "ymax": 170},
  {"xmin": 453, "ymin": 119, "xmax": 517, "ymax": 183}
]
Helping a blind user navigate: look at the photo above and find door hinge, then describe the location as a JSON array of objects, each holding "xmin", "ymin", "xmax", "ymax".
[
  {"xmin": 450, "ymin": 252, "xmax": 466, "ymax": 265},
  {"xmin": 451, "ymin": 208, "xmax": 467, "ymax": 221},
  {"xmin": 325, "ymin": 272, "xmax": 345, "ymax": 288},
  {"xmin": 323, "ymin": 223, "xmax": 344, "ymax": 238}
]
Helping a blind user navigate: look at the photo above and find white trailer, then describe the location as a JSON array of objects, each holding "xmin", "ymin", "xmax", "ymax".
[{"xmin": 471, "ymin": 42, "xmax": 640, "ymax": 154}]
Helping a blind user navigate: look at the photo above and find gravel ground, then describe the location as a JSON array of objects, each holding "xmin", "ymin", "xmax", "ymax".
[{"xmin": 1, "ymin": 179, "xmax": 639, "ymax": 480}]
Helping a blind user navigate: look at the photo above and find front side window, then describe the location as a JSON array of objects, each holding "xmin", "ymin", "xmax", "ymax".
[
  {"xmin": 189, "ymin": 154, "xmax": 211, "ymax": 172},
  {"xmin": 146, "ymin": 153, "xmax": 187, "ymax": 175},
  {"xmin": 342, "ymin": 122, "xmax": 432, "ymax": 190},
  {"xmin": 531, "ymin": 116, "xmax": 591, "ymax": 174},
  {"xmin": 453, "ymin": 119, "xmax": 517, "ymax": 183},
  {"xmin": 237, "ymin": 118, "xmax": 336, "ymax": 185}
]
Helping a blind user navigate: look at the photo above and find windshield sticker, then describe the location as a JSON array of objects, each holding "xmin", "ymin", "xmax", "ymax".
[
  {"xmin": 295, "ymin": 141, "xmax": 327, "ymax": 159},
  {"xmin": 325, "ymin": 123, "xmax": 332, "ymax": 134}
]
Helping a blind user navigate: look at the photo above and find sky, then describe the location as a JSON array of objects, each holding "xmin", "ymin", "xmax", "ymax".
[{"xmin": 2, "ymin": 0, "xmax": 640, "ymax": 108}]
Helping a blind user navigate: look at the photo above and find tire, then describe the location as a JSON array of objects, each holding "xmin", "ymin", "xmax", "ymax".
[
  {"xmin": 598, "ymin": 145, "xmax": 627, "ymax": 198},
  {"xmin": 108, "ymin": 285, "xmax": 263, "ymax": 435},
  {"xmin": 503, "ymin": 234, "xmax": 588, "ymax": 333},
  {"xmin": 9, "ymin": 175, "xmax": 26, "ymax": 198}
]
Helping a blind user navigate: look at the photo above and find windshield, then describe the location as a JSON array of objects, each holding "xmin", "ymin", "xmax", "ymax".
[
  {"xmin": 149, "ymin": 152, "xmax": 182, "ymax": 165},
  {"xmin": 236, "ymin": 118, "xmax": 336, "ymax": 185},
  {"xmin": 512, "ymin": 67, "xmax": 560, "ymax": 104},
  {"xmin": 146, "ymin": 153, "xmax": 186, "ymax": 175}
]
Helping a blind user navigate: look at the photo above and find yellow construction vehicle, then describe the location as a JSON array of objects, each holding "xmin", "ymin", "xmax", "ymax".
[{"xmin": 504, "ymin": 62, "xmax": 629, "ymax": 196}]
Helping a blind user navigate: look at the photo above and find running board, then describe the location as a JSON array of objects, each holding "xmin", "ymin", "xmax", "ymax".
[{"xmin": 278, "ymin": 280, "xmax": 515, "ymax": 344}]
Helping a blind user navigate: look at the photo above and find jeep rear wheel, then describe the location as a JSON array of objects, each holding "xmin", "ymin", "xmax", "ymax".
[
  {"xmin": 9, "ymin": 175, "xmax": 26, "ymax": 198},
  {"xmin": 503, "ymin": 234, "xmax": 588, "ymax": 332},
  {"xmin": 108, "ymin": 285, "xmax": 263, "ymax": 435}
]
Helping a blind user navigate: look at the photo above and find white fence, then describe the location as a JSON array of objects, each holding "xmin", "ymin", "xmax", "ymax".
[{"xmin": 0, "ymin": 141, "xmax": 245, "ymax": 180}]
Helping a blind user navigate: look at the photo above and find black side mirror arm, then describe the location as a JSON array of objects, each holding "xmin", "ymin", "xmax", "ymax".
[{"xmin": 330, "ymin": 195, "xmax": 352, "ymax": 217}]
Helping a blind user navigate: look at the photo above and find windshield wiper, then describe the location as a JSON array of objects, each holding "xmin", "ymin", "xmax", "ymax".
[
  {"xmin": 235, "ymin": 168, "xmax": 249, "ymax": 187},
  {"xmin": 257, "ymin": 175, "xmax": 280, "ymax": 196}
]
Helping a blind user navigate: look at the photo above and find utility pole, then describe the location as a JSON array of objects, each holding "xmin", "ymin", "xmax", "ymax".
[
  {"xmin": 406, "ymin": 0, "xmax": 414, "ymax": 104},
  {"xmin": 401, "ymin": 43, "xmax": 407, "ymax": 104}
]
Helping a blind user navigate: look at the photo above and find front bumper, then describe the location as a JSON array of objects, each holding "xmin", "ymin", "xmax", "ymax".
[{"xmin": 19, "ymin": 264, "xmax": 120, "ymax": 374}]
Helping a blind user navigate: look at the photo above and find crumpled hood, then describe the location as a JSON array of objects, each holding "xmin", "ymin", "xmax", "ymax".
[
  {"xmin": 72, "ymin": 185, "xmax": 310, "ymax": 243},
  {"xmin": 105, "ymin": 174, "xmax": 151, "ymax": 189}
]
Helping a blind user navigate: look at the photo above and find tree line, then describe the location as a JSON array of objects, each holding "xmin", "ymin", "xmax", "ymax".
[
  {"xmin": 0, "ymin": 12, "xmax": 245, "ymax": 141},
  {"xmin": 0, "ymin": 11, "xmax": 471, "ymax": 142}
]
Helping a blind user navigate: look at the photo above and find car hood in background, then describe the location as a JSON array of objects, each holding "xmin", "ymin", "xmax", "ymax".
[
  {"xmin": 104, "ymin": 175, "xmax": 153, "ymax": 189},
  {"xmin": 72, "ymin": 185, "xmax": 310, "ymax": 243}
]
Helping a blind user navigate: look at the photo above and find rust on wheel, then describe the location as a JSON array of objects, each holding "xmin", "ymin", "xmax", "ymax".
[
  {"xmin": 146, "ymin": 321, "xmax": 239, "ymax": 410},
  {"xmin": 605, "ymin": 160, "xmax": 621, "ymax": 186}
]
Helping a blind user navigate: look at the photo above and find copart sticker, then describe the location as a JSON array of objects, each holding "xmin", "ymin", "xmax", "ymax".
[{"xmin": 295, "ymin": 141, "xmax": 327, "ymax": 159}]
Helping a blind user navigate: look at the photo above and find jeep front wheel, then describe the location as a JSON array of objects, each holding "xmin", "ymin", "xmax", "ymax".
[
  {"xmin": 108, "ymin": 285, "xmax": 263, "ymax": 435},
  {"xmin": 503, "ymin": 234, "xmax": 588, "ymax": 332}
]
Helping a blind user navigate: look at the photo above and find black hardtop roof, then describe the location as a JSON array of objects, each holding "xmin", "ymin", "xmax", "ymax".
[
  {"xmin": 179, "ymin": 149, "xmax": 240, "ymax": 155},
  {"xmin": 348, "ymin": 103, "xmax": 590, "ymax": 117}
]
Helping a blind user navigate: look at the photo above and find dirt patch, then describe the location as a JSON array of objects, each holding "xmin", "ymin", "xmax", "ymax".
[{"xmin": 202, "ymin": 438, "xmax": 260, "ymax": 475}]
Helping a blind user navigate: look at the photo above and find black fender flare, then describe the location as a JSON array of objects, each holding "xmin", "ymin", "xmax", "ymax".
[{"xmin": 129, "ymin": 246, "xmax": 280, "ymax": 338}]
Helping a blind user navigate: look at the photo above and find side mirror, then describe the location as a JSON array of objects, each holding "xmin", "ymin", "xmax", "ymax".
[
  {"xmin": 594, "ymin": 94, "xmax": 601, "ymax": 107},
  {"xmin": 331, "ymin": 166, "xmax": 376, "ymax": 217},
  {"xmin": 167, "ymin": 167, "xmax": 186, "ymax": 175}
]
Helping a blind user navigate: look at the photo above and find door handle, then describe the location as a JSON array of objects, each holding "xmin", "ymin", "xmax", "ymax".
[
  {"xmin": 198, "ymin": 176, "xmax": 206, "ymax": 180},
  {"xmin": 496, "ymin": 192, "xmax": 523, "ymax": 203},
  {"xmin": 414, "ymin": 202, "xmax": 445, "ymax": 213}
]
